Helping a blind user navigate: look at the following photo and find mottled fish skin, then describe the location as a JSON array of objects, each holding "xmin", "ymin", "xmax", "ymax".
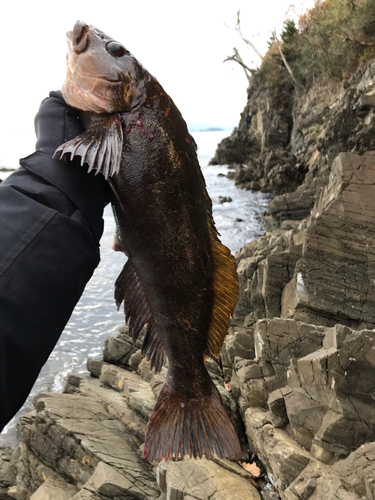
[{"xmin": 56, "ymin": 22, "xmax": 241, "ymax": 463}]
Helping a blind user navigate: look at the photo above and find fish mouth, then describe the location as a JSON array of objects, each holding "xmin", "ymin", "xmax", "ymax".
[{"xmin": 67, "ymin": 21, "xmax": 90, "ymax": 54}]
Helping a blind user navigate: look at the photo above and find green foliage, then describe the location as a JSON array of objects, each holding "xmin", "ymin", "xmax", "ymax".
[
  {"xmin": 252, "ymin": 0, "xmax": 375, "ymax": 92},
  {"xmin": 360, "ymin": 47, "xmax": 374, "ymax": 63},
  {"xmin": 281, "ymin": 19, "xmax": 298, "ymax": 44}
]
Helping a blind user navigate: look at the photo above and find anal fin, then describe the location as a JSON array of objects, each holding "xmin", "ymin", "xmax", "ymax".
[
  {"xmin": 115, "ymin": 260, "xmax": 165, "ymax": 373},
  {"xmin": 54, "ymin": 112, "xmax": 123, "ymax": 179}
]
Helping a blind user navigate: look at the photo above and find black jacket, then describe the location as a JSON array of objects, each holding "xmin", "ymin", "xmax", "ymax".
[{"xmin": 0, "ymin": 92, "xmax": 110, "ymax": 431}]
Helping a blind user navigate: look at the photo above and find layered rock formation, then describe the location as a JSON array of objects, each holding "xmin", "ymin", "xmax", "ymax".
[
  {"xmin": 219, "ymin": 151, "xmax": 375, "ymax": 498},
  {"xmin": 211, "ymin": 61, "xmax": 375, "ymax": 231},
  {"xmin": 0, "ymin": 325, "xmax": 262, "ymax": 500}
]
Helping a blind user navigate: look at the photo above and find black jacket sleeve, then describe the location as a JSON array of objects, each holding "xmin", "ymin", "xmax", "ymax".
[{"xmin": 0, "ymin": 92, "xmax": 110, "ymax": 431}]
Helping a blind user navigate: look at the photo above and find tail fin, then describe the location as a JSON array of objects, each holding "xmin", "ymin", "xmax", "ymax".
[{"xmin": 144, "ymin": 378, "xmax": 241, "ymax": 462}]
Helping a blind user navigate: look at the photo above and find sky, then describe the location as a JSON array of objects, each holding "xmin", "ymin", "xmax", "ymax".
[{"xmin": 0, "ymin": 0, "xmax": 315, "ymax": 168}]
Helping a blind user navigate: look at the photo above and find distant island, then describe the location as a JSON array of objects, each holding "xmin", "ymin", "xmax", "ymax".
[{"xmin": 198, "ymin": 127, "xmax": 225, "ymax": 132}]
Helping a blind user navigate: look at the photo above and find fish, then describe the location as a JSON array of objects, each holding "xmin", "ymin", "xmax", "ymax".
[{"xmin": 55, "ymin": 21, "xmax": 241, "ymax": 463}]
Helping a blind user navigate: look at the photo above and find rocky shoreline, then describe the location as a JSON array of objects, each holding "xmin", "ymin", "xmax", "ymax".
[
  {"xmin": 0, "ymin": 325, "xmax": 263, "ymax": 500},
  {"xmin": 2, "ymin": 59, "xmax": 375, "ymax": 500},
  {"xmin": 1, "ymin": 153, "xmax": 374, "ymax": 500}
]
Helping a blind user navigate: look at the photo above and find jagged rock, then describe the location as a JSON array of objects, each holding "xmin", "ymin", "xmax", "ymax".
[
  {"xmin": 233, "ymin": 224, "xmax": 307, "ymax": 327},
  {"xmin": 15, "ymin": 393, "xmax": 160, "ymax": 499},
  {"xmin": 225, "ymin": 328, "xmax": 255, "ymax": 361},
  {"xmin": 8, "ymin": 441, "xmax": 66, "ymax": 500},
  {"xmin": 333, "ymin": 442, "xmax": 375, "ymax": 499},
  {"xmin": 78, "ymin": 378, "xmax": 147, "ymax": 442},
  {"xmin": 128, "ymin": 349, "xmax": 143, "ymax": 370},
  {"xmin": 0, "ymin": 448, "xmax": 15, "ymax": 491},
  {"xmin": 103, "ymin": 334, "xmax": 137, "ymax": 367},
  {"xmin": 284, "ymin": 442, "xmax": 375, "ymax": 500},
  {"xmin": 30, "ymin": 476, "xmax": 78, "ymax": 499},
  {"xmin": 243, "ymin": 408, "xmax": 312, "ymax": 494},
  {"xmin": 282, "ymin": 324, "xmax": 375, "ymax": 460},
  {"xmin": 86, "ymin": 359, "xmax": 103, "ymax": 379},
  {"xmin": 268, "ymin": 389, "xmax": 289, "ymax": 428},
  {"xmin": 72, "ymin": 461, "xmax": 150, "ymax": 499},
  {"xmin": 253, "ymin": 319, "xmax": 326, "ymax": 389},
  {"xmin": 285, "ymin": 152, "xmax": 375, "ymax": 327},
  {"xmin": 98, "ymin": 364, "xmax": 156, "ymax": 419},
  {"xmin": 283, "ymin": 388, "xmax": 326, "ymax": 451},
  {"xmin": 156, "ymin": 458, "xmax": 261, "ymax": 500},
  {"xmin": 209, "ymin": 129, "xmax": 260, "ymax": 166}
]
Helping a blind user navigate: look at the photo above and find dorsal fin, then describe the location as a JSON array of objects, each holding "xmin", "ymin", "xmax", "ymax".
[{"xmin": 115, "ymin": 260, "xmax": 165, "ymax": 372}]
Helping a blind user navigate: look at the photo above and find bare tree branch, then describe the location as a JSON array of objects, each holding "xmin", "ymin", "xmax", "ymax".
[
  {"xmin": 235, "ymin": 10, "xmax": 264, "ymax": 61},
  {"xmin": 224, "ymin": 47, "xmax": 252, "ymax": 84},
  {"xmin": 343, "ymin": 36, "xmax": 375, "ymax": 47},
  {"xmin": 274, "ymin": 30, "xmax": 302, "ymax": 92}
]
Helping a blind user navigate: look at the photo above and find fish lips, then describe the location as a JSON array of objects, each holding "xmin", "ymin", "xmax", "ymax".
[{"xmin": 68, "ymin": 21, "xmax": 90, "ymax": 54}]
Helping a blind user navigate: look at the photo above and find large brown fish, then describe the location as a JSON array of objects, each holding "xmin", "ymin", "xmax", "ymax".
[{"xmin": 55, "ymin": 21, "xmax": 241, "ymax": 462}]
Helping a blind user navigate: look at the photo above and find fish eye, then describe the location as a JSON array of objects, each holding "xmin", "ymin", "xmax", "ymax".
[{"xmin": 106, "ymin": 41, "xmax": 130, "ymax": 57}]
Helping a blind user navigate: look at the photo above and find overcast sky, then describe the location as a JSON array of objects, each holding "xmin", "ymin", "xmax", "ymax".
[{"xmin": 0, "ymin": 0, "xmax": 314, "ymax": 166}]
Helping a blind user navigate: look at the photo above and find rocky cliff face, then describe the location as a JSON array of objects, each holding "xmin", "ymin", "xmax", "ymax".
[{"xmin": 211, "ymin": 61, "xmax": 375, "ymax": 231}]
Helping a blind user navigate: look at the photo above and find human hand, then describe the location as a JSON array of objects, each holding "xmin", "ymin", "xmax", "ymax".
[{"xmin": 35, "ymin": 91, "xmax": 84, "ymax": 156}]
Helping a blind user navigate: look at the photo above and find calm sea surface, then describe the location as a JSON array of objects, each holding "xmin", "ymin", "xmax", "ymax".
[{"xmin": 0, "ymin": 131, "xmax": 270, "ymax": 446}]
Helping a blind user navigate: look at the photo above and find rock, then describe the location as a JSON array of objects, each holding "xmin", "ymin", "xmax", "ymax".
[
  {"xmin": 86, "ymin": 359, "xmax": 105, "ymax": 379},
  {"xmin": 74, "ymin": 461, "xmax": 150, "ymax": 499},
  {"xmin": 314, "ymin": 410, "xmax": 372, "ymax": 458},
  {"xmin": 15, "ymin": 392, "xmax": 160, "ymax": 499},
  {"xmin": 137, "ymin": 358, "xmax": 153, "ymax": 382},
  {"xmin": 0, "ymin": 448, "xmax": 16, "ymax": 490},
  {"xmin": 268, "ymin": 389, "xmax": 289, "ymax": 428},
  {"xmin": 156, "ymin": 458, "xmax": 261, "ymax": 500},
  {"xmin": 98, "ymin": 364, "xmax": 156, "ymax": 419},
  {"xmin": 285, "ymin": 442, "xmax": 375, "ymax": 500},
  {"xmin": 253, "ymin": 319, "xmax": 326, "ymax": 391},
  {"xmin": 360, "ymin": 88, "xmax": 375, "ymax": 106},
  {"xmin": 226, "ymin": 329, "xmax": 255, "ymax": 361},
  {"xmin": 265, "ymin": 188, "xmax": 316, "ymax": 230},
  {"xmin": 103, "ymin": 334, "xmax": 137, "ymax": 367},
  {"xmin": 243, "ymin": 408, "xmax": 312, "ymax": 494},
  {"xmin": 218, "ymin": 196, "xmax": 233, "ymax": 204},
  {"xmin": 30, "ymin": 476, "xmax": 78, "ymax": 500},
  {"xmin": 286, "ymin": 153, "xmax": 375, "ymax": 327},
  {"xmin": 128, "ymin": 349, "xmax": 143, "ymax": 370},
  {"xmin": 333, "ymin": 442, "xmax": 375, "ymax": 499},
  {"xmin": 251, "ymin": 246, "xmax": 302, "ymax": 319},
  {"xmin": 78, "ymin": 378, "xmax": 147, "ymax": 442},
  {"xmin": 283, "ymin": 388, "xmax": 326, "ymax": 451},
  {"xmin": 209, "ymin": 129, "xmax": 260, "ymax": 166}
]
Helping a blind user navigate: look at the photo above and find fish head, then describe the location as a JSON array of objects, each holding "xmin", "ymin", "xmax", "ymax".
[{"xmin": 62, "ymin": 21, "xmax": 146, "ymax": 113}]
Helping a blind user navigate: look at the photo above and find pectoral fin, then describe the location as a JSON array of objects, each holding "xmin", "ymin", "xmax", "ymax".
[{"xmin": 54, "ymin": 112, "xmax": 123, "ymax": 179}]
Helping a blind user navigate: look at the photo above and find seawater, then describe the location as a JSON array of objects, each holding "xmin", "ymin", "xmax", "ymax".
[{"xmin": 0, "ymin": 130, "xmax": 270, "ymax": 446}]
